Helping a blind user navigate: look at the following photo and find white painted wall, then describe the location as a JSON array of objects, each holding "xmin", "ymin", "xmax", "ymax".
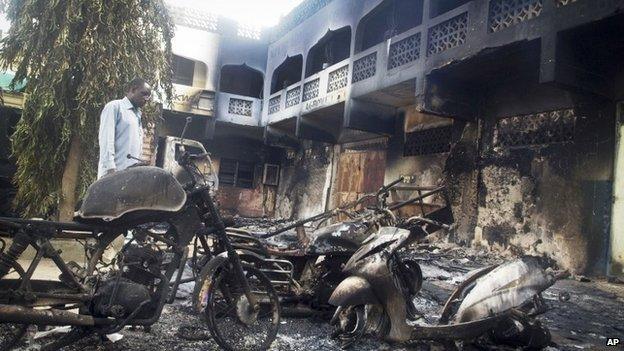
[{"xmin": 171, "ymin": 25, "xmax": 222, "ymax": 91}]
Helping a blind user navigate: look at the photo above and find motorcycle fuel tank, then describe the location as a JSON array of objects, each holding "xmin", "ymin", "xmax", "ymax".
[{"xmin": 76, "ymin": 166, "xmax": 186, "ymax": 223}]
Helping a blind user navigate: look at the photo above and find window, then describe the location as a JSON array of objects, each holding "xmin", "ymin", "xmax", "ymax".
[
  {"xmin": 172, "ymin": 55, "xmax": 195, "ymax": 86},
  {"xmin": 218, "ymin": 158, "xmax": 255, "ymax": 188},
  {"xmin": 404, "ymin": 126, "xmax": 452, "ymax": 156},
  {"xmin": 494, "ymin": 109, "xmax": 576, "ymax": 147}
]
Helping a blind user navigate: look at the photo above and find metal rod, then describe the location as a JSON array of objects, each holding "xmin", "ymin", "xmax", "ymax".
[
  {"xmin": 0, "ymin": 217, "xmax": 102, "ymax": 232},
  {"xmin": 258, "ymin": 211, "xmax": 333, "ymax": 239},
  {"xmin": 388, "ymin": 187, "xmax": 445, "ymax": 211},
  {"xmin": 377, "ymin": 176, "xmax": 405, "ymax": 196},
  {"xmin": 33, "ymin": 292, "xmax": 93, "ymax": 302},
  {"xmin": 20, "ymin": 243, "xmax": 44, "ymax": 290},
  {"xmin": 0, "ymin": 304, "xmax": 114, "ymax": 326},
  {"xmin": 417, "ymin": 189, "xmax": 425, "ymax": 216},
  {"xmin": 168, "ymin": 247, "xmax": 189, "ymax": 303}
]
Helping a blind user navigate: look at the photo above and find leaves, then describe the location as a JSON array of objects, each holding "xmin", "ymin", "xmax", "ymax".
[{"xmin": 0, "ymin": 0, "xmax": 174, "ymax": 217}]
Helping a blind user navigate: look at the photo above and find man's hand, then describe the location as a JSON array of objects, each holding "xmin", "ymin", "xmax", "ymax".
[{"xmin": 105, "ymin": 168, "xmax": 116, "ymax": 176}]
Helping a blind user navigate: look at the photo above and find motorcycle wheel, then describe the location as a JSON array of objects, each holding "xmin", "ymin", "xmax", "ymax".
[
  {"xmin": 0, "ymin": 263, "xmax": 31, "ymax": 351},
  {"xmin": 200, "ymin": 263, "xmax": 281, "ymax": 351}
]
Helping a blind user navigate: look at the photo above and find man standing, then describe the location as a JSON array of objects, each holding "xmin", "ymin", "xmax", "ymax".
[{"xmin": 97, "ymin": 78, "xmax": 151, "ymax": 178}]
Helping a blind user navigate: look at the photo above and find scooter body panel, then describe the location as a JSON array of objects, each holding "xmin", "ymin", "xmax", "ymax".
[
  {"xmin": 455, "ymin": 257, "xmax": 555, "ymax": 323},
  {"xmin": 329, "ymin": 226, "xmax": 558, "ymax": 346},
  {"xmin": 328, "ymin": 276, "xmax": 379, "ymax": 306}
]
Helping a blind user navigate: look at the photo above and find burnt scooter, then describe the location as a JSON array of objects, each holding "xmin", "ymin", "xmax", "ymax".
[
  {"xmin": 0, "ymin": 117, "xmax": 281, "ymax": 351},
  {"xmin": 329, "ymin": 219, "xmax": 564, "ymax": 348},
  {"xmin": 198, "ymin": 179, "xmax": 452, "ymax": 315}
]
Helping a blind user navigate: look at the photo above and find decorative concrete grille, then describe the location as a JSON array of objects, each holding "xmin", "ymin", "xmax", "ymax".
[
  {"xmin": 404, "ymin": 126, "xmax": 453, "ymax": 156},
  {"xmin": 327, "ymin": 65, "xmax": 349, "ymax": 92},
  {"xmin": 489, "ymin": 0, "xmax": 543, "ymax": 33},
  {"xmin": 302, "ymin": 79, "xmax": 320, "ymax": 102},
  {"xmin": 427, "ymin": 13, "xmax": 468, "ymax": 56},
  {"xmin": 352, "ymin": 52, "xmax": 377, "ymax": 83},
  {"xmin": 167, "ymin": 5, "xmax": 218, "ymax": 32},
  {"xmin": 268, "ymin": 96, "xmax": 281, "ymax": 115},
  {"xmin": 555, "ymin": 0, "xmax": 577, "ymax": 6},
  {"xmin": 237, "ymin": 23, "xmax": 261, "ymax": 40},
  {"xmin": 388, "ymin": 33, "xmax": 421, "ymax": 70},
  {"xmin": 286, "ymin": 86, "xmax": 301, "ymax": 108},
  {"xmin": 495, "ymin": 109, "xmax": 576, "ymax": 147},
  {"xmin": 228, "ymin": 98, "xmax": 253, "ymax": 116}
]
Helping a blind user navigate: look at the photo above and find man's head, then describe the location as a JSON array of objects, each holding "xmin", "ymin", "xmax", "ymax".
[{"xmin": 126, "ymin": 77, "xmax": 151, "ymax": 108}]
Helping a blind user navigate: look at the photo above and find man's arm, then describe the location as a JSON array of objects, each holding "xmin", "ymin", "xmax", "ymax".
[{"xmin": 98, "ymin": 102, "xmax": 117, "ymax": 175}]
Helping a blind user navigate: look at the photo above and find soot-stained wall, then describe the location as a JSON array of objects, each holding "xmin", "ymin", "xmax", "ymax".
[
  {"xmin": 458, "ymin": 84, "xmax": 615, "ymax": 274},
  {"xmin": 384, "ymin": 107, "xmax": 454, "ymax": 218},
  {"xmin": 274, "ymin": 141, "xmax": 335, "ymax": 219}
]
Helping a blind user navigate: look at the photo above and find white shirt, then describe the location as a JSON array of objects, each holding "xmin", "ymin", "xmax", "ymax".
[{"xmin": 97, "ymin": 97, "xmax": 144, "ymax": 179}]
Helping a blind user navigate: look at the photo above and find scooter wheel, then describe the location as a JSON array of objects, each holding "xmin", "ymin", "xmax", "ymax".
[{"xmin": 490, "ymin": 317, "xmax": 551, "ymax": 349}]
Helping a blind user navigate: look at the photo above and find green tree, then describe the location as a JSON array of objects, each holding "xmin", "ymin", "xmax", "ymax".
[{"xmin": 0, "ymin": 0, "xmax": 173, "ymax": 219}]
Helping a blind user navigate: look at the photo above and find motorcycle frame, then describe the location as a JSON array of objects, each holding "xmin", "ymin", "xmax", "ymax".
[
  {"xmin": 0, "ymin": 215, "xmax": 192, "ymax": 328},
  {"xmin": 0, "ymin": 151, "xmax": 258, "ymax": 328}
]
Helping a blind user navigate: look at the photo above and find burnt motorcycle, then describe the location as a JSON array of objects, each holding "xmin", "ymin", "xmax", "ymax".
[
  {"xmin": 197, "ymin": 179, "xmax": 453, "ymax": 316},
  {"xmin": 0, "ymin": 118, "xmax": 281, "ymax": 351},
  {"xmin": 329, "ymin": 219, "xmax": 564, "ymax": 348}
]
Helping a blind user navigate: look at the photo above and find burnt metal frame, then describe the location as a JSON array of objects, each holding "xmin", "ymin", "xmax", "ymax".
[
  {"xmin": 0, "ymin": 216, "xmax": 191, "ymax": 329},
  {"xmin": 0, "ymin": 152, "xmax": 261, "ymax": 330}
]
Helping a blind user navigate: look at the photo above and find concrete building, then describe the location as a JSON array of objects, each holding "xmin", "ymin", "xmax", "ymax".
[{"xmin": 162, "ymin": 0, "xmax": 624, "ymax": 277}]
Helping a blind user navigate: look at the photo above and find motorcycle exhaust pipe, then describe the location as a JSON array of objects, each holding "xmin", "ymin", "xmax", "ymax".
[{"xmin": 0, "ymin": 304, "xmax": 115, "ymax": 326}]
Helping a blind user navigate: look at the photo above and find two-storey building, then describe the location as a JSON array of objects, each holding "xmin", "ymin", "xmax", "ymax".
[{"xmin": 121, "ymin": 0, "xmax": 624, "ymax": 276}]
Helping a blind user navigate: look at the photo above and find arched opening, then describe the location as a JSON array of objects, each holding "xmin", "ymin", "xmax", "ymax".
[
  {"xmin": 429, "ymin": 0, "xmax": 471, "ymax": 18},
  {"xmin": 305, "ymin": 27, "xmax": 352, "ymax": 77},
  {"xmin": 219, "ymin": 64, "xmax": 264, "ymax": 98},
  {"xmin": 355, "ymin": 0, "xmax": 424, "ymax": 53},
  {"xmin": 270, "ymin": 55, "xmax": 303, "ymax": 94}
]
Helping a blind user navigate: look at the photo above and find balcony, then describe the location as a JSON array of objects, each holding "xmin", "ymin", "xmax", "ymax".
[
  {"xmin": 216, "ymin": 92, "xmax": 262, "ymax": 126},
  {"xmin": 258, "ymin": 0, "xmax": 616, "ymax": 135},
  {"xmin": 265, "ymin": 58, "xmax": 350, "ymax": 125},
  {"xmin": 167, "ymin": 83, "xmax": 215, "ymax": 117}
]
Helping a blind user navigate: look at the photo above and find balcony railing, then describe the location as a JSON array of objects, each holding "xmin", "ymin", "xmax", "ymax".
[
  {"xmin": 302, "ymin": 78, "xmax": 320, "ymax": 102},
  {"xmin": 265, "ymin": 58, "xmax": 351, "ymax": 123},
  {"xmin": 216, "ymin": 92, "xmax": 262, "ymax": 126},
  {"xmin": 388, "ymin": 32, "xmax": 421, "ymax": 70},
  {"xmin": 257, "ymin": 0, "xmax": 598, "ymax": 126}
]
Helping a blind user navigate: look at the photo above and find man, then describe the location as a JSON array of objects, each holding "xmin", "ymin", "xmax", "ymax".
[{"xmin": 97, "ymin": 78, "xmax": 151, "ymax": 179}]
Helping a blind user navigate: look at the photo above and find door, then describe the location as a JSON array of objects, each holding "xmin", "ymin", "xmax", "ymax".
[
  {"xmin": 611, "ymin": 102, "xmax": 624, "ymax": 276},
  {"xmin": 333, "ymin": 148, "xmax": 386, "ymax": 212}
]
